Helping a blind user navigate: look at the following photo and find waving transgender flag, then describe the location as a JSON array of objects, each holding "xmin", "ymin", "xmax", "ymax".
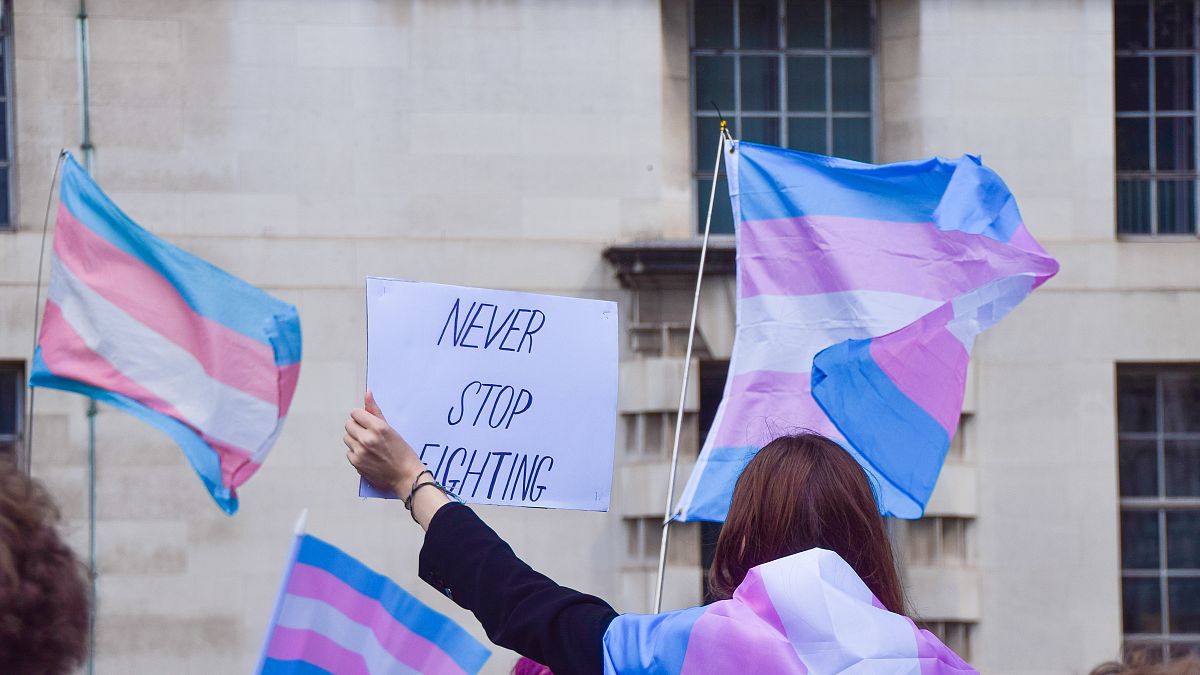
[
  {"xmin": 30, "ymin": 153, "xmax": 301, "ymax": 514},
  {"xmin": 258, "ymin": 531, "xmax": 490, "ymax": 674},
  {"xmin": 675, "ymin": 142, "xmax": 1058, "ymax": 521}
]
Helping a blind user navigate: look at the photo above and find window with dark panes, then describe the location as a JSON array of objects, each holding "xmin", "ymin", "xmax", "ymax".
[
  {"xmin": 1118, "ymin": 366, "xmax": 1200, "ymax": 661},
  {"xmin": 1115, "ymin": 0, "xmax": 1200, "ymax": 236},
  {"xmin": 0, "ymin": 364, "xmax": 22, "ymax": 462},
  {"xmin": 0, "ymin": 1, "xmax": 12, "ymax": 230},
  {"xmin": 698, "ymin": 360, "xmax": 728, "ymax": 602},
  {"xmin": 691, "ymin": 0, "xmax": 874, "ymax": 234}
]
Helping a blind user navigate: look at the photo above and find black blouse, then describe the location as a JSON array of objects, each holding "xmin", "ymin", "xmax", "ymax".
[{"xmin": 418, "ymin": 503, "xmax": 619, "ymax": 675}]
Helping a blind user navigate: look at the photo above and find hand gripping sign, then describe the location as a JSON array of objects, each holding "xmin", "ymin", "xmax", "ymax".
[{"xmin": 361, "ymin": 278, "xmax": 618, "ymax": 511}]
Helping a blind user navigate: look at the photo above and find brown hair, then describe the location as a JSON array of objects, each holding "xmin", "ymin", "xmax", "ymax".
[
  {"xmin": 707, "ymin": 433, "xmax": 906, "ymax": 614},
  {"xmin": 1090, "ymin": 654, "xmax": 1200, "ymax": 675},
  {"xmin": 0, "ymin": 459, "xmax": 90, "ymax": 674}
]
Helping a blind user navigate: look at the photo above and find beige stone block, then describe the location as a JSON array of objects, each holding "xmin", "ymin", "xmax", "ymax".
[
  {"xmin": 520, "ymin": 196, "xmax": 620, "ymax": 240},
  {"xmin": 235, "ymin": 145, "xmax": 354, "ymax": 195},
  {"xmin": 924, "ymin": 464, "xmax": 977, "ymax": 517},
  {"xmin": 350, "ymin": 67, "xmax": 411, "ymax": 112},
  {"xmin": 409, "ymin": 112, "xmax": 524, "ymax": 155},
  {"xmin": 173, "ymin": 236, "xmax": 359, "ymax": 288},
  {"xmin": 696, "ymin": 277, "xmax": 735, "ymax": 359},
  {"xmin": 181, "ymin": 63, "xmax": 354, "ymax": 111},
  {"xmin": 89, "ymin": 18, "xmax": 181, "ymax": 64},
  {"xmin": 96, "ymin": 520, "xmax": 186, "ymax": 575},
  {"xmin": 88, "ymin": 104, "xmax": 185, "ymax": 149},
  {"xmin": 619, "ymin": 357, "xmax": 699, "ymax": 414},
  {"xmin": 296, "ymin": 24, "xmax": 409, "ymax": 69},
  {"xmin": 905, "ymin": 566, "xmax": 981, "ymax": 620},
  {"xmin": 102, "ymin": 191, "xmax": 184, "ymax": 232},
  {"xmin": 181, "ymin": 21, "xmax": 297, "ymax": 65},
  {"xmin": 614, "ymin": 458, "xmax": 696, "ymax": 516},
  {"xmin": 90, "ymin": 145, "xmax": 239, "ymax": 193},
  {"xmin": 95, "ymin": 612, "xmax": 244, "ymax": 658},
  {"xmin": 405, "ymin": 191, "xmax": 522, "ymax": 237},
  {"xmin": 12, "ymin": 13, "xmax": 76, "ymax": 61},
  {"xmin": 12, "ymin": 59, "xmax": 80, "ymax": 105},
  {"xmin": 89, "ymin": 62, "xmax": 185, "ymax": 107},
  {"xmin": 287, "ymin": 359, "xmax": 359, "ymax": 416},
  {"xmin": 180, "ymin": 192, "xmax": 299, "ymax": 237},
  {"xmin": 27, "ymin": 412, "xmax": 74, "ymax": 466}
]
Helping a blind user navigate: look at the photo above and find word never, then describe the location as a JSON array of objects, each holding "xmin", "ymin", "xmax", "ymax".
[
  {"xmin": 448, "ymin": 381, "xmax": 533, "ymax": 429},
  {"xmin": 420, "ymin": 443, "xmax": 554, "ymax": 503},
  {"xmin": 437, "ymin": 299, "xmax": 546, "ymax": 353}
]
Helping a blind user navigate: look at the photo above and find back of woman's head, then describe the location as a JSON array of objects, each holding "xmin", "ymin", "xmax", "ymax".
[
  {"xmin": 707, "ymin": 433, "xmax": 905, "ymax": 614},
  {"xmin": 0, "ymin": 460, "xmax": 89, "ymax": 674}
]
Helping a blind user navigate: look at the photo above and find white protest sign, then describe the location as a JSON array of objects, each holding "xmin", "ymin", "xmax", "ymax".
[{"xmin": 361, "ymin": 277, "xmax": 618, "ymax": 511}]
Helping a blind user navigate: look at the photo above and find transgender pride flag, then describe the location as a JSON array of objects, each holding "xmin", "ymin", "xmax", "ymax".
[
  {"xmin": 603, "ymin": 547, "xmax": 976, "ymax": 673},
  {"xmin": 30, "ymin": 153, "xmax": 301, "ymax": 514},
  {"xmin": 675, "ymin": 142, "xmax": 1058, "ymax": 521},
  {"xmin": 258, "ymin": 531, "xmax": 490, "ymax": 674}
]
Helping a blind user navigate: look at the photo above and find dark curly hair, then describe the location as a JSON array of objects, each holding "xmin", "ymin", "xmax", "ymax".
[{"xmin": 0, "ymin": 459, "xmax": 89, "ymax": 674}]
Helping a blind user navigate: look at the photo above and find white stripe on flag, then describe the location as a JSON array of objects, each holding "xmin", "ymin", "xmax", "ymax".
[
  {"xmin": 276, "ymin": 594, "xmax": 420, "ymax": 675},
  {"xmin": 47, "ymin": 255, "xmax": 278, "ymax": 452},
  {"xmin": 731, "ymin": 291, "xmax": 940, "ymax": 376},
  {"xmin": 759, "ymin": 549, "xmax": 922, "ymax": 672}
]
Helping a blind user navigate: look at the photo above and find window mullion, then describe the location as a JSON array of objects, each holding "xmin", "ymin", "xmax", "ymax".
[{"xmin": 1156, "ymin": 374, "xmax": 1170, "ymax": 649}]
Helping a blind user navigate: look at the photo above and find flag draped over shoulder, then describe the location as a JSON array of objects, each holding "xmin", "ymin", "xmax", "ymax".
[
  {"xmin": 258, "ymin": 534, "xmax": 491, "ymax": 675},
  {"xmin": 675, "ymin": 142, "xmax": 1059, "ymax": 521},
  {"xmin": 602, "ymin": 547, "xmax": 976, "ymax": 674},
  {"xmin": 30, "ymin": 153, "xmax": 301, "ymax": 514}
]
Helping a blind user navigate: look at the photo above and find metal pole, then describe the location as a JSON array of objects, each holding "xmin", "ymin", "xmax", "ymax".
[
  {"xmin": 76, "ymin": 3, "xmax": 96, "ymax": 672},
  {"xmin": 652, "ymin": 124, "xmax": 730, "ymax": 613}
]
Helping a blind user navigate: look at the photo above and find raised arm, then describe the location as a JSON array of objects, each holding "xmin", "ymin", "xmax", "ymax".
[{"xmin": 343, "ymin": 393, "xmax": 618, "ymax": 675}]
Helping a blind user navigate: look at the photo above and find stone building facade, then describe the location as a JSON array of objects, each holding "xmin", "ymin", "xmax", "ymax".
[{"xmin": 0, "ymin": 0, "xmax": 1196, "ymax": 672}]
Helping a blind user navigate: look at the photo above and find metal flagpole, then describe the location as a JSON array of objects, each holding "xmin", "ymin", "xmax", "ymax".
[
  {"xmin": 652, "ymin": 122, "xmax": 732, "ymax": 613},
  {"xmin": 75, "ymin": 4, "xmax": 97, "ymax": 672},
  {"xmin": 24, "ymin": 150, "xmax": 67, "ymax": 476}
]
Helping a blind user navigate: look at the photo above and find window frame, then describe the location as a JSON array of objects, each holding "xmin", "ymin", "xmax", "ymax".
[
  {"xmin": 1115, "ymin": 0, "xmax": 1200, "ymax": 239},
  {"xmin": 0, "ymin": 0, "xmax": 13, "ymax": 231},
  {"xmin": 688, "ymin": 0, "xmax": 878, "ymax": 235},
  {"xmin": 1117, "ymin": 364, "xmax": 1200, "ymax": 660},
  {"xmin": 0, "ymin": 362, "xmax": 23, "ymax": 465}
]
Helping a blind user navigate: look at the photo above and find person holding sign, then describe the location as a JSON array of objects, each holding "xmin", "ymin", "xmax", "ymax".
[{"xmin": 343, "ymin": 394, "xmax": 977, "ymax": 674}]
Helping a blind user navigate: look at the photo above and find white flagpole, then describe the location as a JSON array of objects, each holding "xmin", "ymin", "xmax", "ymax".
[
  {"xmin": 254, "ymin": 508, "xmax": 309, "ymax": 673},
  {"xmin": 652, "ymin": 122, "xmax": 731, "ymax": 613}
]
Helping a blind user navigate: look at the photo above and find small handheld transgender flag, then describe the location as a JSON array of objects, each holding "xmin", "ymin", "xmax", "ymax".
[{"xmin": 257, "ymin": 514, "xmax": 490, "ymax": 675}]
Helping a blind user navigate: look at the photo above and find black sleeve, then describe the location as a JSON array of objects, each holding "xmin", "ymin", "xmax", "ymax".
[{"xmin": 418, "ymin": 503, "xmax": 618, "ymax": 675}]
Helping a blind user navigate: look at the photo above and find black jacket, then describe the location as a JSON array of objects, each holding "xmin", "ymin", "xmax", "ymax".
[{"xmin": 419, "ymin": 503, "xmax": 619, "ymax": 675}]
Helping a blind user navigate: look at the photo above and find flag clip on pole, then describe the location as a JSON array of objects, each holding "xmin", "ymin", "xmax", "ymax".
[
  {"xmin": 652, "ymin": 123, "xmax": 730, "ymax": 613},
  {"xmin": 254, "ymin": 508, "xmax": 309, "ymax": 674}
]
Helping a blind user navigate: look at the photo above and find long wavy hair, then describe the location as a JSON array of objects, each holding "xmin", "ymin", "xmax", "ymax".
[
  {"xmin": 0, "ymin": 460, "xmax": 89, "ymax": 674},
  {"xmin": 706, "ymin": 433, "xmax": 906, "ymax": 614}
]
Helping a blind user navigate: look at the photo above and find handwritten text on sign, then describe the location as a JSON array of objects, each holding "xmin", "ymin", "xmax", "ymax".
[{"xmin": 361, "ymin": 278, "xmax": 618, "ymax": 511}]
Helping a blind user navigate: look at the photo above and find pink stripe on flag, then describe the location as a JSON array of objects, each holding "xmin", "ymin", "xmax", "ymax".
[
  {"xmin": 733, "ymin": 567, "xmax": 790, "ymax": 639},
  {"xmin": 38, "ymin": 300, "xmax": 255, "ymax": 485},
  {"xmin": 867, "ymin": 304, "xmax": 969, "ymax": 435},
  {"xmin": 286, "ymin": 563, "xmax": 469, "ymax": 675},
  {"xmin": 680, "ymin": 594, "xmax": 806, "ymax": 674},
  {"xmin": 712, "ymin": 371, "xmax": 840, "ymax": 448},
  {"xmin": 267, "ymin": 626, "xmax": 371, "ymax": 675},
  {"xmin": 277, "ymin": 362, "xmax": 301, "ymax": 417},
  {"xmin": 54, "ymin": 204, "xmax": 281, "ymax": 405},
  {"xmin": 737, "ymin": 215, "xmax": 1060, "ymax": 301}
]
